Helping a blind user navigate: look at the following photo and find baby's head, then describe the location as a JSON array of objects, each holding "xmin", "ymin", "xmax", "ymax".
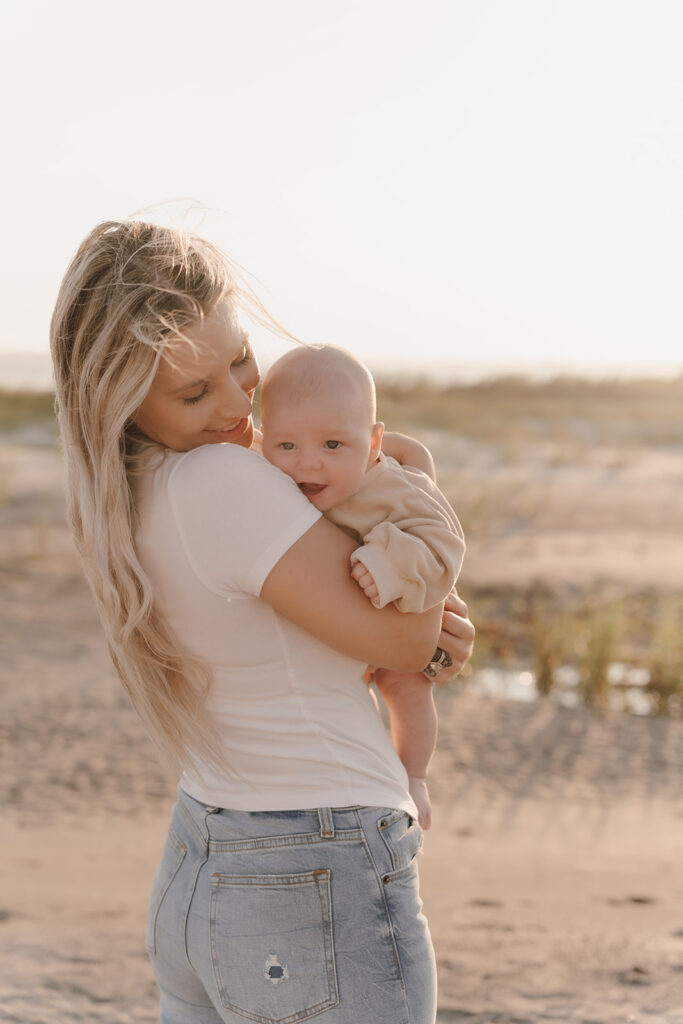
[{"xmin": 261, "ymin": 345, "xmax": 383, "ymax": 511}]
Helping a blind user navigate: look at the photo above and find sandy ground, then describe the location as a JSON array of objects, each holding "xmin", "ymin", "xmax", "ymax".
[{"xmin": 1, "ymin": 441, "xmax": 683, "ymax": 1024}]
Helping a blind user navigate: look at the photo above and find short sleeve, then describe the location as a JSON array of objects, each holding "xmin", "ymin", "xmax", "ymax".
[{"xmin": 166, "ymin": 444, "xmax": 321, "ymax": 597}]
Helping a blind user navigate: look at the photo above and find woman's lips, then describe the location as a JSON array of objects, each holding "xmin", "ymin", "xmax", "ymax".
[{"xmin": 205, "ymin": 418, "xmax": 249, "ymax": 440}]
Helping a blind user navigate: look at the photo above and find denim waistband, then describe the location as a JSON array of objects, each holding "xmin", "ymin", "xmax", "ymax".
[{"xmin": 174, "ymin": 786, "xmax": 389, "ymax": 856}]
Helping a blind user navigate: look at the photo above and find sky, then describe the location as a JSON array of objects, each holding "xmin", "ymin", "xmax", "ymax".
[{"xmin": 2, "ymin": 0, "xmax": 683, "ymax": 382}]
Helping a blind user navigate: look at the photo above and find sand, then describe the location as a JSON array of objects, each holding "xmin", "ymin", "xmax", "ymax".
[{"xmin": 2, "ymin": 440, "xmax": 683, "ymax": 1024}]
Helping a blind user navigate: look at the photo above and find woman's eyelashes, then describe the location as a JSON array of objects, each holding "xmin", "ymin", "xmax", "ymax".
[
  {"xmin": 181, "ymin": 350, "xmax": 254, "ymax": 405},
  {"xmin": 183, "ymin": 386, "xmax": 209, "ymax": 405}
]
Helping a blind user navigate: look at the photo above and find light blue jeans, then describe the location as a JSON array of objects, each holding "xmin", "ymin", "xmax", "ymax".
[{"xmin": 147, "ymin": 787, "xmax": 437, "ymax": 1024}]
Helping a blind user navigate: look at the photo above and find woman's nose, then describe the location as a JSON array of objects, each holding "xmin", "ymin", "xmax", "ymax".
[{"xmin": 217, "ymin": 375, "xmax": 252, "ymax": 417}]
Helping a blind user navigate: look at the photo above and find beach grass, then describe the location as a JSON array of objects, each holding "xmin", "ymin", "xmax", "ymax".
[
  {"xmin": 4, "ymin": 373, "xmax": 683, "ymax": 448},
  {"xmin": 3, "ymin": 375, "xmax": 682, "ymax": 713},
  {"xmin": 0, "ymin": 388, "xmax": 57, "ymax": 434},
  {"xmin": 461, "ymin": 583, "xmax": 683, "ymax": 714},
  {"xmin": 376, "ymin": 372, "xmax": 683, "ymax": 451}
]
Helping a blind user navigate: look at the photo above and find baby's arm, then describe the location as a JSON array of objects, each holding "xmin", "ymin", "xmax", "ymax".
[
  {"xmin": 333, "ymin": 462, "xmax": 464, "ymax": 613},
  {"xmin": 382, "ymin": 431, "xmax": 436, "ymax": 480},
  {"xmin": 348, "ymin": 434, "xmax": 444, "ymax": 607}
]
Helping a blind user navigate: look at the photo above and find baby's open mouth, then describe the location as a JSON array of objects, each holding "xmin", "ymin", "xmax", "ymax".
[{"xmin": 298, "ymin": 482, "xmax": 326, "ymax": 498}]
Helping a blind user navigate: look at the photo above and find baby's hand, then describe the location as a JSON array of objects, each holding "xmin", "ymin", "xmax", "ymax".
[{"xmin": 351, "ymin": 562, "xmax": 380, "ymax": 604}]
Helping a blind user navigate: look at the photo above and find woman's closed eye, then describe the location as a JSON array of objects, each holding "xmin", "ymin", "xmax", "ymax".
[
  {"xmin": 181, "ymin": 349, "xmax": 253, "ymax": 406},
  {"xmin": 183, "ymin": 386, "xmax": 209, "ymax": 405},
  {"xmin": 233, "ymin": 347, "xmax": 252, "ymax": 367}
]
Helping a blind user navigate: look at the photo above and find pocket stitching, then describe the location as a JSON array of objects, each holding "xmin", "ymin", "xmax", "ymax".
[{"xmin": 210, "ymin": 869, "xmax": 338, "ymax": 1024}]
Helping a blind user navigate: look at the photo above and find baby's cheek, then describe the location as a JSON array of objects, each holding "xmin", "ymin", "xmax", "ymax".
[{"xmin": 264, "ymin": 449, "xmax": 296, "ymax": 480}]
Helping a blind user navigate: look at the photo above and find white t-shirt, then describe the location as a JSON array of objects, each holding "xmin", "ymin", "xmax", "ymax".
[{"xmin": 135, "ymin": 443, "xmax": 417, "ymax": 816}]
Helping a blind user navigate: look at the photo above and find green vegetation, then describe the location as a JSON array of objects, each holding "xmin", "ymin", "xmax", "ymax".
[
  {"xmin": 461, "ymin": 584, "xmax": 683, "ymax": 716},
  {"xmin": 0, "ymin": 389, "xmax": 57, "ymax": 435},
  {"xmin": 645, "ymin": 603, "xmax": 683, "ymax": 715},
  {"xmin": 374, "ymin": 372, "xmax": 683, "ymax": 716},
  {"xmin": 376, "ymin": 373, "xmax": 683, "ymax": 451},
  {"xmin": 6, "ymin": 373, "xmax": 683, "ymax": 449},
  {"xmin": 3, "ymin": 375, "xmax": 681, "ymax": 714}
]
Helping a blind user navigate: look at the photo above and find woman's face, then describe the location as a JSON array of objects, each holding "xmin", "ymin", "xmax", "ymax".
[{"xmin": 134, "ymin": 299, "xmax": 260, "ymax": 453}]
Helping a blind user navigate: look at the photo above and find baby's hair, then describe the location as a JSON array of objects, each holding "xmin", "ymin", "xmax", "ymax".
[
  {"xmin": 262, "ymin": 344, "xmax": 377, "ymax": 427},
  {"xmin": 50, "ymin": 219, "xmax": 292, "ymax": 776}
]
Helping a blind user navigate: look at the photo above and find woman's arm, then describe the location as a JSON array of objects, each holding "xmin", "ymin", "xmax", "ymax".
[{"xmin": 260, "ymin": 516, "xmax": 442, "ymax": 672}]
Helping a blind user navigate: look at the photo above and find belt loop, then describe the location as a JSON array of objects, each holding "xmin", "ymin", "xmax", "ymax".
[
  {"xmin": 318, "ymin": 807, "xmax": 335, "ymax": 838},
  {"xmin": 203, "ymin": 806, "xmax": 221, "ymax": 851}
]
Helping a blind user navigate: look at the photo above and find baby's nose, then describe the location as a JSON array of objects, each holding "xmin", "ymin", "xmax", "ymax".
[{"xmin": 299, "ymin": 449, "xmax": 323, "ymax": 469}]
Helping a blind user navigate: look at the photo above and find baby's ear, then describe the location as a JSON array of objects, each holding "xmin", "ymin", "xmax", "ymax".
[{"xmin": 370, "ymin": 421, "xmax": 384, "ymax": 457}]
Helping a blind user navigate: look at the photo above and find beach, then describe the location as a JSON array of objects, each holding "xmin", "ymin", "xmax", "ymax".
[{"xmin": 1, "ymin": 429, "xmax": 683, "ymax": 1024}]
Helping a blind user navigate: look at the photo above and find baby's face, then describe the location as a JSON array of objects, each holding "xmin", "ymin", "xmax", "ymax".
[{"xmin": 262, "ymin": 390, "xmax": 382, "ymax": 512}]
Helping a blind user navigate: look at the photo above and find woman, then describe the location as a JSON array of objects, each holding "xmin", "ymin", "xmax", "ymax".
[{"xmin": 50, "ymin": 220, "xmax": 474, "ymax": 1024}]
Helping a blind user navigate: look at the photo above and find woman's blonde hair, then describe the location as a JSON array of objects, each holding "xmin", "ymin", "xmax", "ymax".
[{"xmin": 50, "ymin": 219, "xmax": 275, "ymax": 776}]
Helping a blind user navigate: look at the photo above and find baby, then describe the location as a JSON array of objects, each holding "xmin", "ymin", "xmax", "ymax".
[{"xmin": 260, "ymin": 345, "xmax": 465, "ymax": 828}]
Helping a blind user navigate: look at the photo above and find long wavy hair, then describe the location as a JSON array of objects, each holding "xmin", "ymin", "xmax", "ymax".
[{"xmin": 50, "ymin": 219, "xmax": 278, "ymax": 776}]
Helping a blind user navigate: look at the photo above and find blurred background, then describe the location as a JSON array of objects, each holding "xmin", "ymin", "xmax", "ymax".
[
  {"xmin": 2, "ymin": 3, "xmax": 683, "ymax": 1022},
  {"xmin": 2, "ymin": 0, "xmax": 683, "ymax": 381}
]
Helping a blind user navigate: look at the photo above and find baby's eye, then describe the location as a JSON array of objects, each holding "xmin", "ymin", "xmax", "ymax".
[
  {"xmin": 324, "ymin": 440, "xmax": 342, "ymax": 450},
  {"xmin": 279, "ymin": 442, "xmax": 295, "ymax": 450}
]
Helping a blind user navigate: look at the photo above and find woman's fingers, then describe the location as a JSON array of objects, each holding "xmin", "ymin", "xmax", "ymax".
[
  {"xmin": 443, "ymin": 590, "xmax": 468, "ymax": 619},
  {"xmin": 422, "ymin": 603, "xmax": 475, "ymax": 682}
]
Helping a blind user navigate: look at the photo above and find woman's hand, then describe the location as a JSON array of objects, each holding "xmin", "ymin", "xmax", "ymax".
[{"xmin": 422, "ymin": 590, "xmax": 474, "ymax": 682}]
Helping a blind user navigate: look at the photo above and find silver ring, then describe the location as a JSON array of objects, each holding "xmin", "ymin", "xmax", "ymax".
[{"xmin": 423, "ymin": 646, "xmax": 453, "ymax": 678}]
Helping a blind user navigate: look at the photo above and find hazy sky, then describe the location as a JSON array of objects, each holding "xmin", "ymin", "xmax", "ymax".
[{"xmin": 3, "ymin": 0, "xmax": 682, "ymax": 378}]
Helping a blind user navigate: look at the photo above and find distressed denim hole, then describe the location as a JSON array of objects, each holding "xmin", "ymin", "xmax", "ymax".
[{"xmin": 264, "ymin": 954, "xmax": 289, "ymax": 986}]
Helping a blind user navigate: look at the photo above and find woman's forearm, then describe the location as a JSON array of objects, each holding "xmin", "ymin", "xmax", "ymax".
[{"xmin": 260, "ymin": 517, "xmax": 441, "ymax": 671}]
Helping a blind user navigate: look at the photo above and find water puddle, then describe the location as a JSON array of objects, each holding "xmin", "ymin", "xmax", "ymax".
[{"xmin": 462, "ymin": 663, "xmax": 675, "ymax": 716}]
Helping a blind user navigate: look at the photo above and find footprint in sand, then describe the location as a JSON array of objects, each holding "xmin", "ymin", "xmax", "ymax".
[{"xmin": 606, "ymin": 894, "xmax": 658, "ymax": 906}]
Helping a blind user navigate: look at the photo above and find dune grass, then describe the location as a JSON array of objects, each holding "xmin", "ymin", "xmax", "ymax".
[
  {"xmin": 376, "ymin": 373, "xmax": 683, "ymax": 451},
  {"xmin": 4, "ymin": 373, "xmax": 683, "ymax": 448},
  {"xmin": 461, "ymin": 583, "xmax": 683, "ymax": 715},
  {"xmin": 3, "ymin": 376, "xmax": 682, "ymax": 713},
  {"xmin": 0, "ymin": 389, "xmax": 57, "ymax": 434}
]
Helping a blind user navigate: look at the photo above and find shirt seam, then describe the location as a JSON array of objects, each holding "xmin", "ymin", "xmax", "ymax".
[{"xmin": 165, "ymin": 449, "xmax": 320, "ymax": 600}]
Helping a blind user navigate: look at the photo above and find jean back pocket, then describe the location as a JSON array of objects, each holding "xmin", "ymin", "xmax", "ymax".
[{"xmin": 210, "ymin": 868, "xmax": 338, "ymax": 1023}]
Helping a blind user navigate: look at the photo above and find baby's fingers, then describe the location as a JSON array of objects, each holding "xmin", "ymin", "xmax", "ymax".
[{"xmin": 350, "ymin": 563, "xmax": 379, "ymax": 601}]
